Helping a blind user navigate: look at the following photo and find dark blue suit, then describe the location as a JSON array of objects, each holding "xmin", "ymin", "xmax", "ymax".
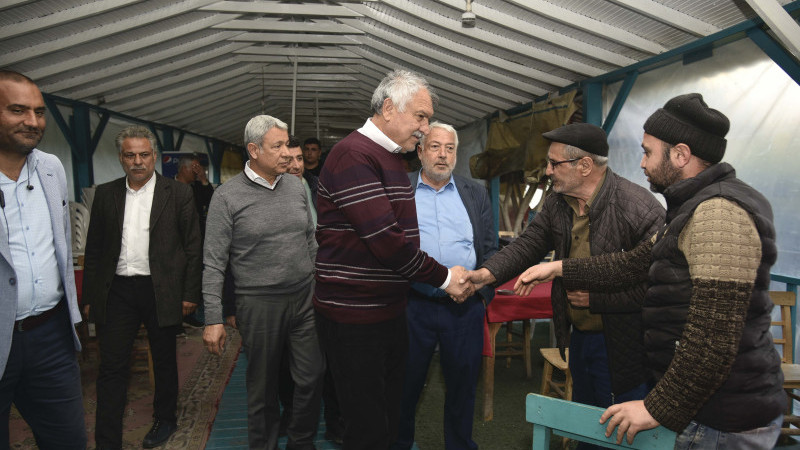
[{"xmin": 393, "ymin": 173, "xmax": 497, "ymax": 450}]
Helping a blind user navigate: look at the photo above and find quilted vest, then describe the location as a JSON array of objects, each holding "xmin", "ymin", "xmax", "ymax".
[{"xmin": 645, "ymin": 163, "xmax": 784, "ymax": 431}]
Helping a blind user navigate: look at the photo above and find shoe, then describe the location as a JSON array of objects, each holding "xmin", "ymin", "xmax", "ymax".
[
  {"xmin": 142, "ymin": 419, "xmax": 177, "ymax": 448},
  {"xmin": 183, "ymin": 315, "xmax": 204, "ymax": 328},
  {"xmin": 324, "ymin": 429, "xmax": 344, "ymax": 445},
  {"xmin": 279, "ymin": 412, "xmax": 290, "ymax": 437}
]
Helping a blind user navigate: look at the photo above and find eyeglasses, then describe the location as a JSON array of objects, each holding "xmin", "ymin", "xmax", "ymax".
[{"xmin": 547, "ymin": 157, "xmax": 582, "ymax": 168}]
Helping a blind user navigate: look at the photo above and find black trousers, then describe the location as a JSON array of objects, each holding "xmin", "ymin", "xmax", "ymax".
[
  {"xmin": 0, "ymin": 300, "xmax": 86, "ymax": 449},
  {"xmin": 95, "ymin": 275, "xmax": 179, "ymax": 448},
  {"xmin": 316, "ymin": 312, "xmax": 407, "ymax": 450}
]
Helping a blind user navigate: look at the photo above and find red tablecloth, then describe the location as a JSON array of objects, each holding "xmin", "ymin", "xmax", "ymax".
[
  {"xmin": 482, "ymin": 279, "xmax": 552, "ymax": 356},
  {"xmin": 74, "ymin": 269, "xmax": 83, "ymax": 306}
]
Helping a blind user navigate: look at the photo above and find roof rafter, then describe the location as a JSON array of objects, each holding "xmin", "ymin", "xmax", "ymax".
[
  {"xmin": 505, "ymin": 0, "xmax": 667, "ymax": 54},
  {"xmin": 343, "ymin": 4, "xmax": 571, "ymax": 86},
  {"xmin": 606, "ymin": 0, "xmax": 721, "ymax": 36},
  {"xmin": 105, "ymin": 63, "xmax": 258, "ymax": 111},
  {"xmin": 25, "ymin": 18, "xmax": 241, "ymax": 80},
  {"xmin": 3, "ymin": 0, "xmax": 226, "ymax": 66},
  {"xmin": 352, "ymin": 35, "xmax": 530, "ymax": 104},
  {"xmin": 376, "ymin": 0, "xmax": 605, "ymax": 76},
  {"xmin": 432, "ymin": 0, "xmax": 639, "ymax": 66},
  {"xmin": 58, "ymin": 42, "xmax": 252, "ymax": 99},
  {"xmin": 199, "ymin": 0, "xmax": 363, "ymax": 17},
  {"xmin": 0, "ymin": 0, "xmax": 142, "ymax": 40},
  {"xmin": 229, "ymin": 32, "xmax": 360, "ymax": 45},
  {"xmin": 213, "ymin": 17, "xmax": 363, "ymax": 34}
]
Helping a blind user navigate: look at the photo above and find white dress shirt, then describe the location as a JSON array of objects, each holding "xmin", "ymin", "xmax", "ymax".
[
  {"xmin": 116, "ymin": 174, "xmax": 156, "ymax": 276},
  {"xmin": 357, "ymin": 118, "xmax": 403, "ymax": 153},
  {"xmin": 244, "ymin": 160, "xmax": 282, "ymax": 190}
]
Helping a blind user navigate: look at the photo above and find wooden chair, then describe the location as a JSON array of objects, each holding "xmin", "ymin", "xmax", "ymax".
[
  {"xmin": 540, "ymin": 348, "xmax": 572, "ymax": 401},
  {"xmin": 770, "ymin": 290, "xmax": 800, "ymax": 435},
  {"xmin": 526, "ymin": 393, "xmax": 676, "ymax": 449}
]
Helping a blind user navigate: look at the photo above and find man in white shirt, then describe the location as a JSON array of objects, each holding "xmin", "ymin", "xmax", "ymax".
[
  {"xmin": 0, "ymin": 69, "xmax": 86, "ymax": 449},
  {"xmin": 83, "ymin": 126, "xmax": 202, "ymax": 449}
]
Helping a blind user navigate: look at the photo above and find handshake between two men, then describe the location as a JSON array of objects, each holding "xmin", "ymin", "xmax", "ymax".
[{"xmin": 445, "ymin": 261, "xmax": 563, "ymax": 303}]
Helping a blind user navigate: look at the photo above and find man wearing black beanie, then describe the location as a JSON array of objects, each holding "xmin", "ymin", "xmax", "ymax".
[
  {"xmin": 466, "ymin": 122, "xmax": 665, "ymax": 447},
  {"xmin": 513, "ymin": 93, "xmax": 784, "ymax": 449}
]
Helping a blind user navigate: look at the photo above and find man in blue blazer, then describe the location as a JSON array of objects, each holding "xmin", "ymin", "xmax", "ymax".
[
  {"xmin": 0, "ymin": 70, "xmax": 86, "ymax": 448},
  {"xmin": 393, "ymin": 122, "xmax": 497, "ymax": 450}
]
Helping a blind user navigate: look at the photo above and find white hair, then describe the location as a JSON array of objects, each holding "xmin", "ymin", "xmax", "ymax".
[
  {"xmin": 244, "ymin": 115, "xmax": 288, "ymax": 147},
  {"xmin": 420, "ymin": 121, "xmax": 458, "ymax": 149},
  {"xmin": 370, "ymin": 69, "xmax": 438, "ymax": 115}
]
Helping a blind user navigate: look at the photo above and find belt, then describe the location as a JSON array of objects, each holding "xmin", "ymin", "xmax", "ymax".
[
  {"xmin": 410, "ymin": 290, "xmax": 452, "ymax": 304},
  {"xmin": 15, "ymin": 299, "xmax": 64, "ymax": 332}
]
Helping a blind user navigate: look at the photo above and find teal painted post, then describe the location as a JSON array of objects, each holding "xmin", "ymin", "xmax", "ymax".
[
  {"xmin": 161, "ymin": 126, "xmax": 175, "ymax": 154},
  {"xmin": 748, "ymin": 27, "xmax": 800, "ymax": 87},
  {"xmin": 208, "ymin": 140, "xmax": 224, "ymax": 185},
  {"xmin": 490, "ymin": 176, "xmax": 500, "ymax": 246},
  {"xmin": 583, "ymin": 82, "xmax": 603, "ymax": 127},
  {"xmin": 602, "ymin": 71, "xmax": 638, "ymax": 134},
  {"xmin": 70, "ymin": 104, "xmax": 93, "ymax": 199}
]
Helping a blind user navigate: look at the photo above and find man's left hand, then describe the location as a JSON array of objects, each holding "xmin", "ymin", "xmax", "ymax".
[
  {"xmin": 566, "ymin": 290, "xmax": 589, "ymax": 308},
  {"xmin": 182, "ymin": 301, "xmax": 198, "ymax": 316},
  {"xmin": 599, "ymin": 400, "xmax": 660, "ymax": 445}
]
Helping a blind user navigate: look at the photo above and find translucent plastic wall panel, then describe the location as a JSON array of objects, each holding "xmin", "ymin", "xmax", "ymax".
[
  {"xmin": 603, "ymin": 38, "xmax": 800, "ymax": 279},
  {"xmin": 454, "ymin": 117, "xmax": 489, "ymax": 184}
]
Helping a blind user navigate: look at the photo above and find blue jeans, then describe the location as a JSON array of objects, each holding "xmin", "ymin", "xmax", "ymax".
[
  {"xmin": 675, "ymin": 414, "xmax": 782, "ymax": 450},
  {"xmin": 569, "ymin": 329, "xmax": 648, "ymax": 408},
  {"xmin": 569, "ymin": 328, "xmax": 648, "ymax": 450}
]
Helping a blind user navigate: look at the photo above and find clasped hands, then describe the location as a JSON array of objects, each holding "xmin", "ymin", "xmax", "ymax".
[
  {"xmin": 444, "ymin": 265, "xmax": 475, "ymax": 303},
  {"xmin": 446, "ymin": 261, "xmax": 564, "ymax": 302}
]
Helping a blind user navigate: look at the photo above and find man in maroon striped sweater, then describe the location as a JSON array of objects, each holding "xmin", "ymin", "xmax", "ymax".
[{"xmin": 313, "ymin": 70, "xmax": 473, "ymax": 450}]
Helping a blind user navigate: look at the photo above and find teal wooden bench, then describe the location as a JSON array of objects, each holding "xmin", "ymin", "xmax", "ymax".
[{"xmin": 526, "ymin": 393, "xmax": 677, "ymax": 449}]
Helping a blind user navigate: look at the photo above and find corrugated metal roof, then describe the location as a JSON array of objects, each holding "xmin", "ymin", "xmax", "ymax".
[{"xmin": 0, "ymin": 0, "xmax": 794, "ymax": 146}]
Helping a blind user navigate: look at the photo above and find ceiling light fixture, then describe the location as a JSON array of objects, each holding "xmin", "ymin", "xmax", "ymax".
[{"xmin": 462, "ymin": 0, "xmax": 476, "ymax": 28}]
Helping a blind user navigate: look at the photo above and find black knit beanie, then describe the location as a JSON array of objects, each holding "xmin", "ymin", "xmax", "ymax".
[{"xmin": 643, "ymin": 93, "xmax": 729, "ymax": 163}]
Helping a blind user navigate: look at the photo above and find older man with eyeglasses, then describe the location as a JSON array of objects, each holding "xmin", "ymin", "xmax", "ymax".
[{"xmin": 466, "ymin": 123, "xmax": 664, "ymax": 448}]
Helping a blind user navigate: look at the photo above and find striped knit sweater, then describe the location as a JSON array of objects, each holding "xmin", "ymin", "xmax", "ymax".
[{"xmin": 313, "ymin": 130, "xmax": 448, "ymax": 324}]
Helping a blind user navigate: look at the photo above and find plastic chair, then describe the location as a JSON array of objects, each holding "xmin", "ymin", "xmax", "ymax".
[{"xmin": 526, "ymin": 393, "xmax": 676, "ymax": 449}]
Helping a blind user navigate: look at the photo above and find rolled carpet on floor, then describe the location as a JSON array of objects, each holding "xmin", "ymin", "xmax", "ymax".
[{"xmin": 9, "ymin": 325, "xmax": 242, "ymax": 449}]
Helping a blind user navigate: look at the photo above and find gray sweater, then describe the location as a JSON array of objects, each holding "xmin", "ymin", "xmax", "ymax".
[{"xmin": 202, "ymin": 172, "xmax": 317, "ymax": 324}]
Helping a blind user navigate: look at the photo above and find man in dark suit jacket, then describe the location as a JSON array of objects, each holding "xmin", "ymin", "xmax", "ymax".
[
  {"xmin": 83, "ymin": 125, "xmax": 202, "ymax": 449},
  {"xmin": 393, "ymin": 123, "xmax": 497, "ymax": 450}
]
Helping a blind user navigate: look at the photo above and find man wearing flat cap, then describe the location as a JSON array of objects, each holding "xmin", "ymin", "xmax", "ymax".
[
  {"xmin": 510, "ymin": 94, "xmax": 785, "ymax": 449},
  {"xmin": 466, "ymin": 122, "xmax": 665, "ymax": 433}
]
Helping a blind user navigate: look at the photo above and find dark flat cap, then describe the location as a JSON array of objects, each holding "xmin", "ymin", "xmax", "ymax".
[{"xmin": 542, "ymin": 123, "xmax": 608, "ymax": 157}]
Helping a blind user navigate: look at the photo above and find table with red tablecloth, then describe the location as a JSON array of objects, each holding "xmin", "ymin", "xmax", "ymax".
[{"xmin": 482, "ymin": 278, "xmax": 552, "ymax": 421}]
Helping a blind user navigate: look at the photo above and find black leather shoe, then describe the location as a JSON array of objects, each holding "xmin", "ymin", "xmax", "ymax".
[
  {"xmin": 142, "ymin": 419, "xmax": 177, "ymax": 448},
  {"xmin": 324, "ymin": 429, "xmax": 344, "ymax": 445}
]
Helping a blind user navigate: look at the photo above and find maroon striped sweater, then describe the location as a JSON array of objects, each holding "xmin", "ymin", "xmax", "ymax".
[{"xmin": 313, "ymin": 130, "xmax": 448, "ymax": 324}]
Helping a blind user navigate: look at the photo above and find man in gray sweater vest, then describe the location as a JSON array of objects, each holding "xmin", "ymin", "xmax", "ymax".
[{"xmin": 202, "ymin": 115, "xmax": 323, "ymax": 450}]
